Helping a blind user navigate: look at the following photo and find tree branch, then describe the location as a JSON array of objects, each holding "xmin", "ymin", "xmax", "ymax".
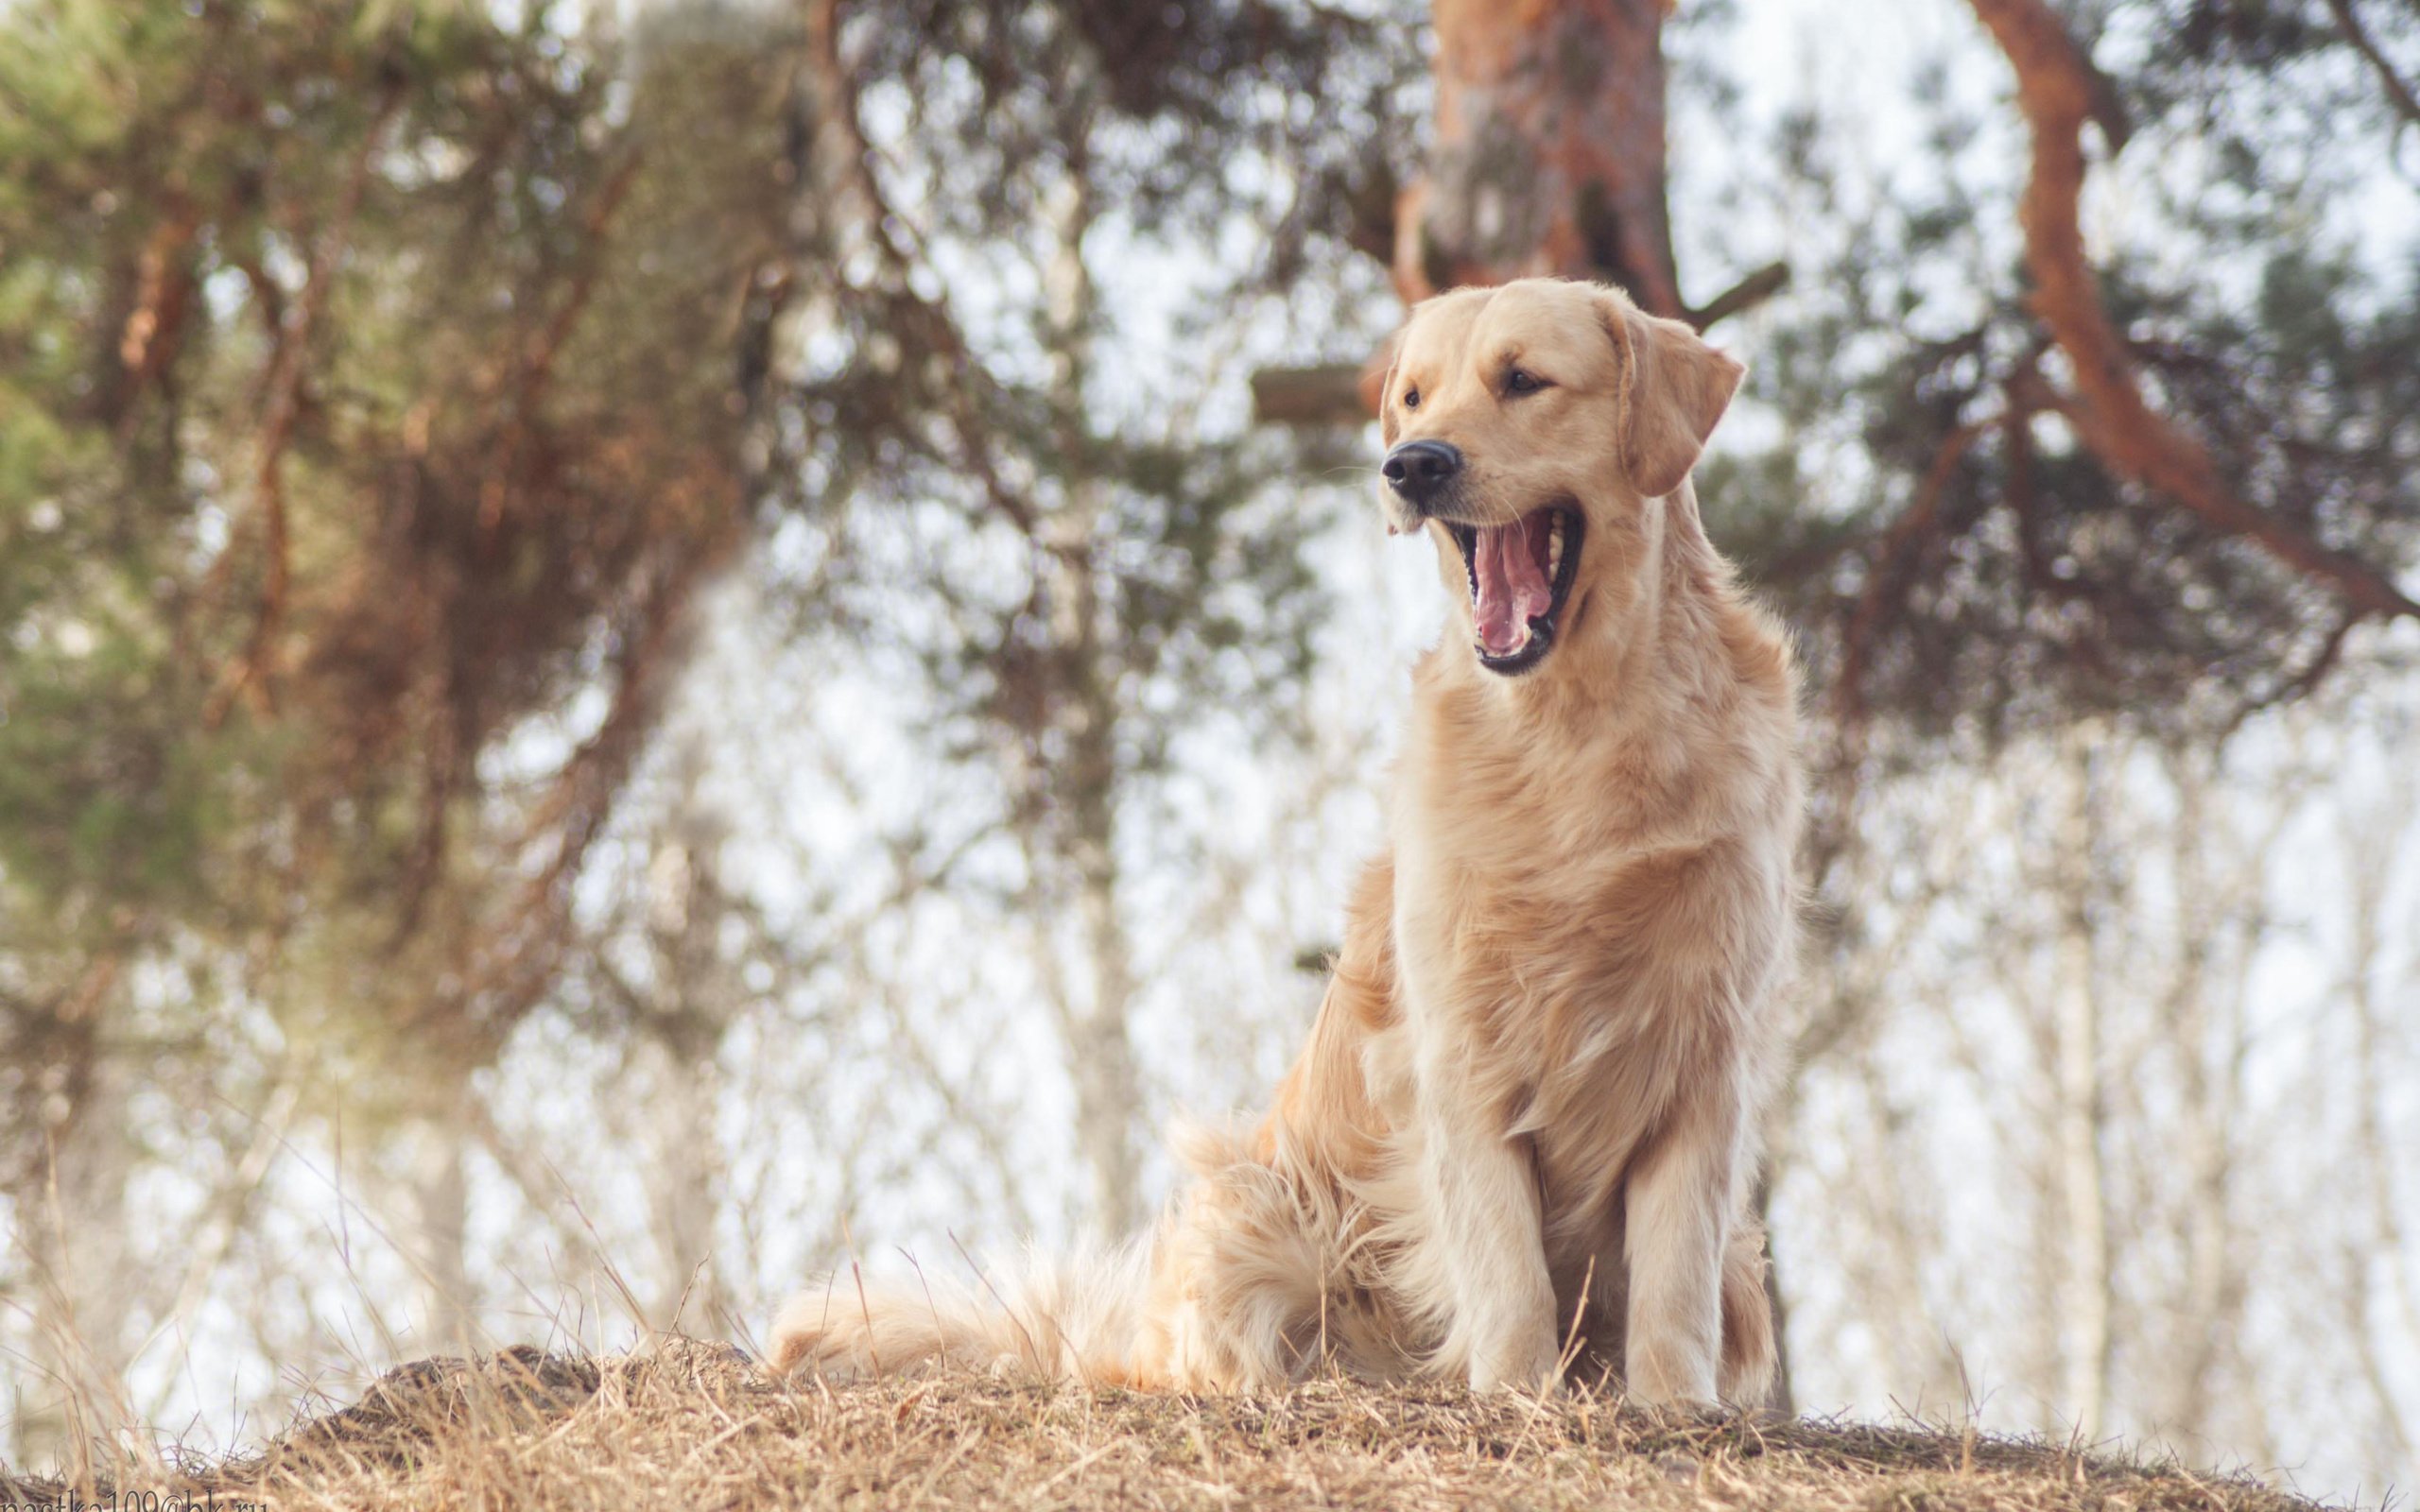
[
  {"xmin": 1250, "ymin": 362, "xmax": 1378, "ymax": 426},
  {"xmin": 204, "ymin": 84, "xmax": 405, "ymax": 728},
  {"xmin": 798, "ymin": 0, "xmax": 1039, "ymax": 539},
  {"xmin": 452, "ymin": 543, "xmax": 732, "ymax": 1039},
  {"xmin": 2325, "ymin": 0, "xmax": 2420, "ymax": 132},
  {"xmin": 476, "ymin": 147, "xmax": 646, "ymax": 538},
  {"xmin": 1833, "ymin": 418, "xmax": 1995, "ymax": 732},
  {"xmin": 112, "ymin": 198, "xmax": 200, "ymax": 434},
  {"xmin": 1686, "ymin": 260, "xmax": 1791, "ymax": 331},
  {"xmin": 1969, "ymin": 0, "xmax": 2420, "ymax": 624}
]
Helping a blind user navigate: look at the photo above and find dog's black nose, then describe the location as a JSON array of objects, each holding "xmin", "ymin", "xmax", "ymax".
[{"xmin": 1381, "ymin": 439, "xmax": 1463, "ymax": 509}]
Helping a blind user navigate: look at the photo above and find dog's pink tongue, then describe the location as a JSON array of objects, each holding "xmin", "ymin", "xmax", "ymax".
[{"xmin": 1474, "ymin": 516, "xmax": 1552, "ymax": 656}]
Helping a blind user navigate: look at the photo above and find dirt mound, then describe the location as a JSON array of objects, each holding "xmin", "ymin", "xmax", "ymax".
[{"xmin": 1, "ymin": 1341, "xmax": 2324, "ymax": 1511}]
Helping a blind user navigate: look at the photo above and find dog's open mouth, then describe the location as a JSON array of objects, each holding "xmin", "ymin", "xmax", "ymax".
[{"xmin": 1447, "ymin": 505, "xmax": 1584, "ymax": 676}]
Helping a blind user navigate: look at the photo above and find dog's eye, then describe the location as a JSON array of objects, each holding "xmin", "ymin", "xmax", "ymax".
[
  {"xmin": 1505, "ymin": 368, "xmax": 1547, "ymax": 396},
  {"xmin": 1402, "ymin": 387, "xmax": 1420, "ymax": 409}
]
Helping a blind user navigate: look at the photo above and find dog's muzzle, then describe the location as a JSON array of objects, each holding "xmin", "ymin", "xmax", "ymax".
[{"xmin": 1381, "ymin": 439, "xmax": 1463, "ymax": 515}]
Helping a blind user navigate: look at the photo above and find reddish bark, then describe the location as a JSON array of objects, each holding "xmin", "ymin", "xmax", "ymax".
[
  {"xmin": 1255, "ymin": 2, "xmax": 1783, "ymax": 425},
  {"xmin": 1396, "ymin": 0, "xmax": 1682, "ymax": 314},
  {"xmin": 112, "ymin": 202, "xmax": 199, "ymax": 421},
  {"xmin": 1971, "ymin": 0, "xmax": 2420, "ymax": 624}
]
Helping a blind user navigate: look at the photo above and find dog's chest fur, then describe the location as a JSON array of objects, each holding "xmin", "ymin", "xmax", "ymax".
[{"xmin": 1376, "ymin": 638, "xmax": 1795, "ymax": 1211}]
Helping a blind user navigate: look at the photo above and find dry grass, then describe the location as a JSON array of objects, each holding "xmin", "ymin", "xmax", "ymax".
[{"xmin": 0, "ymin": 1340, "xmax": 2330, "ymax": 1511}]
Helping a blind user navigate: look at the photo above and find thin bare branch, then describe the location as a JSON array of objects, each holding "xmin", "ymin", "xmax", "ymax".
[
  {"xmin": 797, "ymin": 0, "xmax": 1039, "ymax": 539},
  {"xmin": 1833, "ymin": 418, "xmax": 1996, "ymax": 733},
  {"xmin": 2325, "ymin": 0, "xmax": 2420, "ymax": 132}
]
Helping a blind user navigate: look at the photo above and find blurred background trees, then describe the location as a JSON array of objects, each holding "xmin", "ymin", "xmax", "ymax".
[{"xmin": 0, "ymin": 0, "xmax": 2413, "ymax": 1497}]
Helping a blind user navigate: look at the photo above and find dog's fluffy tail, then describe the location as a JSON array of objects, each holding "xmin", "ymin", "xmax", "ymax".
[{"xmin": 766, "ymin": 1238, "xmax": 1155, "ymax": 1386}]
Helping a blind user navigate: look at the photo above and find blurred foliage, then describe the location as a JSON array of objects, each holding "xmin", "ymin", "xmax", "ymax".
[
  {"xmin": 0, "ymin": 0, "xmax": 1419, "ymax": 1200},
  {"xmin": 0, "ymin": 0, "xmax": 780, "ymax": 1160},
  {"xmin": 1719, "ymin": 0, "xmax": 2420, "ymax": 751},
  {"xmin": 743, "ymin": 0, "xmax": 1418, "ymax": 896},
  {"xmin": 1, "ymin": 0, "xmax": 2414, "ymax": 1353}
]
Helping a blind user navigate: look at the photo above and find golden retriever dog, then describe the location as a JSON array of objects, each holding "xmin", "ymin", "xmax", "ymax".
[{"xmin": 768, "ymin": 277, "xmax": 1801, "ymax": 1407}]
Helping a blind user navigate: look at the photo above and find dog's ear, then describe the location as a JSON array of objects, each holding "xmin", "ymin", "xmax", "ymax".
[{"xmin": 1599, "ymin": 290, "xmax": 1744, "ymax": 499}]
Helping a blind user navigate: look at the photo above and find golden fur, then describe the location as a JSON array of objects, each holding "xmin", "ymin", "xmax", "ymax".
[{"xmin": 768, "ymin": 278, "xmax": 1802, "ymax": 1407}]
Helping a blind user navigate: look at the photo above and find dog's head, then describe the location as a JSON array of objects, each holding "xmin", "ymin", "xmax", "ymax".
[{"xmin": 1376, "ymin": 279, "xmax": 1743, "ymax": 677}]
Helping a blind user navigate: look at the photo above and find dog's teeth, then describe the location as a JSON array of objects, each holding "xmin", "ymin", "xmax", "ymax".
[{"xmin": 1547, "ymin": 516, "xmax": 1564, "ymax": 575}]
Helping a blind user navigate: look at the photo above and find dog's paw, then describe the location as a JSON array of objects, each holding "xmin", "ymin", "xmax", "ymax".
[
  {"xmin": 1620, "ymin": 1373, "xmax": 1724, "ymax": 1416},
  {"xmin": 1621, "ymin": 1336, "xmax": 1726, "ymax": 1412},
  {"xmin": 1468, "ymin": 1333, "xmax": 1564, "ymax": 1396}
]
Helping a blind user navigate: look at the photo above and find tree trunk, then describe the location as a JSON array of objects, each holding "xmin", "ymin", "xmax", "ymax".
[
  {"xmin": 1254, "ymin": 0, "xmax": 1779, "ymax": 421},
  {"xmin": 1062, "ymin": 772, "xmax": 1147, "ymax": 1239},
  {"xmin": 397, "ymin": 1102, "xmax": 475, "ymax": 1353},
  {"xmin": 634, "ymin": 801, "xmax": 737, "ymax": 1333},
  {"xmin": 1039, "ymin": 76, "xmax": 1147, "ymax": 1241},
  {"xmin": 18, "ymin": 986, "xmax": 137, "ymax": 1474},
  {"xmin": 2051, "ymin": 721, "xmax": 2112, "ymax": 1440},
  {"xmin": 1398, "ymin": 0, "xmax": 1682, "ymax": 312},
  {"xmin": 636, "ymin": 1026, "xmax": 729, "ymax": 1332},
  {"xmin": 2158, "ymin": 752, "xmax": 2238, "ymax": 1446},
  {"xmin": 2341, "ymin": 774, "xmax": 2420, "ymax": 1469}
]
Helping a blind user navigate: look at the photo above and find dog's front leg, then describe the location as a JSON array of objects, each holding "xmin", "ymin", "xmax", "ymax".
[
  {"xmin": 1620, "ymin": 1073, "xmax": 1741, "ymax": 1408},
  {"xmin": 1407, "ymin": 1031, "xmax": 1562, "ymax": 1394}
]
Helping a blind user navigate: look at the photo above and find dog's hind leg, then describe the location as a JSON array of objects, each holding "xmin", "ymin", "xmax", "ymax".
[
  {"xmin": 1132, "ymin": 1125, "xmax": 1386, "ymax": 1391},
  {"xmin": 1715, "ymin": 1214, "xmax": 1777, "ymax": 1408}
]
